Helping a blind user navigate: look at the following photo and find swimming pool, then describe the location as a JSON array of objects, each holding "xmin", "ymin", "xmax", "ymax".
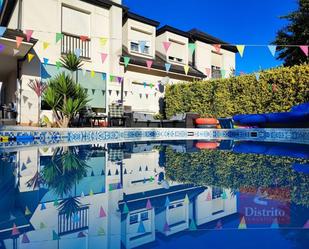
[{"xmin": 0, "ymin": 138, "xmax": 308, "ymax": 249}]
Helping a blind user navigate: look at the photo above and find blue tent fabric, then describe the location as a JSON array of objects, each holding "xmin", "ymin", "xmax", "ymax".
[
  {"xmin": 233, "ymin": 103, "xmax": 309, "ymax": 127},
  {"xmin": 292, "ymin": 163, "xmax": 309, "ymax": 174}
]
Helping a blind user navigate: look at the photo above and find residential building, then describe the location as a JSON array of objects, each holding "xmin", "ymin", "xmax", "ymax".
[{"xmin": 0, "ymin": 0, "xmax": 236, "ymax": 126}]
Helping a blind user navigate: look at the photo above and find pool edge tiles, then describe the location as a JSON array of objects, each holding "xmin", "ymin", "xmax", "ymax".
[{"xmin": 0, "ymin": 127, "xmax": 309, "ymax": 151}]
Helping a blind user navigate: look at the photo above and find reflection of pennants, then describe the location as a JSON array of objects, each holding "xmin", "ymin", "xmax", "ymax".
[{"xmin": 238, "ymin": 217, "xmax": 247, "ymax": 229}]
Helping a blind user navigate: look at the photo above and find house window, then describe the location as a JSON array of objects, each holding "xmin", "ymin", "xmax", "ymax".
[
  {"xmin": 141, "ymin": 212, "xmax": 149, "ymax": 221},
  {"xmin": 144, "ymin": 45, "xmax": 150, "ymax": 54},
  {"xmin": 212, "ymin": 187, "xmax": 223, "ymax": 199},
  {"xmin": 130, "ymin": 42, "xmax": 139, "ymax": 52},
  {"xmin": 130, "ymin": 214, "xmax": 138, "ymax": 224},
  {"xmin": 211, "ymin": 66, "xmax": 221, "ymax": 79},
  {"xmin": 168, "ymin": 56, "xmax": 183, "ymax": 63}
]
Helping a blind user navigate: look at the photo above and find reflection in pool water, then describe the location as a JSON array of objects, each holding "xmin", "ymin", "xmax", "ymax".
[{"xmin": 0, "ymin": 140, "xmax": 308, "ymax": 249}]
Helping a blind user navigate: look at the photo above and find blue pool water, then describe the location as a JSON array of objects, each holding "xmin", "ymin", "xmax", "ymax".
[{"xmin": 0, "ymin": 139, "xmax": 308, "ymax": 249}]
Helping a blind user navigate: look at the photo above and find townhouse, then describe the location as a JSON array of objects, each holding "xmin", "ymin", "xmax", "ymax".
[{"xmin": 0, "ymin": 0, "xmax": 236, "ymax": 126}]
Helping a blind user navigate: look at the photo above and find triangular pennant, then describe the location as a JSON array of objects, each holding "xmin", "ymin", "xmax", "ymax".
[
  {"xmin": 53, "ymin": 199, "xmax": 59, "ymax": 206},
  {"xmin": 40, "ymin": 203, "xmax": 46, "ymax": 210},
  {"xmin": 184, "ymin": 65, "xmax": 189, "ymax": 75},
  {"xmin": 43, "ymin": 42, "xmax": 50, "ymax": 50},
  {"xmin": 146, "ymin": 199, "xmax": 152, "ymax": 209},
  {"xmin": 28, "ymin": 102, "xmax": 33, "ymax": 109},
  {"xmin": 123, "ymin": 56, "xmax": 130, "ymax": 67},
  {"xmin": 40, "ymin": 222, "xmax": 46, "ymax": 229},
  {"xmin": 117, "ymin": 76, "xmax": 123, "ymax": 83},
  {"xmin": 13, "ymin": 49, "xmax": 19, "ymax": 56},
  {"xmin": 109, "ymin": 184, "xmax": 113, "ymax": 191},
  {"xmin": 75, "ymin": 48, "xmax": 81, "ymax": 58},
  {"xmin": 91, "ymin": 170, "xmax": 95, "ymax": 176},
  {"xmin": 56, "ymin": 33, "xmax": 63, "ymax": 43},
  {"xmin": 16, "ymin": 36, "xmax": 24, "ymax": 48},
  {"xmin": 27, "ymin": 53, "xmax": 34, "ymax": 63},
  {"xmin": 184, "ymin": 194, "xmax": 189, "ymax": 204},
  {"xmin": 11, "ymin": 224, "xmax": 20, "ymax": 236},
  {"xmin": 124, "ymin": 168, "xmax": 127, "ymax": 174},
  {"xmin": 149, "ymin": 83, "xmax": 154, "ymax": 88},
  {"xmin": 221, "ymin": 190, "xmax": 227, "ymax": 199},
  {"xmin": 26, "ymin": 156, "xmax": 31, "ymax": 164},
  {"xmin": 271, "ymin": 218, "xmax": 279, "ymax": 229},
  {"xmin": 188, "ymin": 43, "xmax": 196, "ymax": 54},
  {"xmin": 80, "ymin": 35, "xmax": 88, "ymax": 42},
  {"xmin": 165, "ymin": 63, "xmax": 171, "ymax": 72},
  {"xmin": 99, "ymin": 206, "xmax": 107, "ymax": 218},
  {"xmin": 124, "ymin": 91, "xmax": 128, "ymax": 97},
  {"xmin": 137, "ymin": 220, "xmax": 146, "ymax": 233},
  {"xmin": 303, "ymin": 220, "xmax": 309, "ymax": 229},
  {"xmin": 139, "ymin": 40, "xmax": 146, "ymax": 53},
  {"xmin": 268, "ymin": 45, "xmax": 277, "ymax": 57},
  {"xmin": 101, "ymin": 53, "xmax": 108, "ymax": 64},
  {"xmin": 189, "ymin": 219, "xmax": 197, "ymax": 231},
  {"xmin": 21, "ymin": 163, "xmax": 27, "ymax": 171},
  {"xmin": 56, "ymin": 61, "xmax": 62, "ymax": 70},
  {"xmin": 213, "ymin": 44, "xmax": 221, "ymax": 53},
  {"xmin": 91, "ymin": 70, "xmax": 95, "ymax": 78},
  {"xmin": 81, "ymin": 192, "xmax": 85, "ymax": 198},
  {"xmin": 165, "ymin": 196, "xmax": 170, "ymax": 207},
  {"xmin": 143, "ymin": 82, "xmax": 147, "ymax": 88},
  {"xmin": 300, "ymin": 45, "xmax": 308, "ymax": 56},
  {"xmin": 43, "ymin": 58, "xmax": 49, "ymax": 65},
  {"xmin": 122, "ymin": 203, "xmax": 129, "ymax": 214},
  {"xmin": 139, "ymin": 93, "xmax": 142, "ymax": 98},
  {"xmin": 206, "ymin": 192, "xmax": 211, "ymax": 201},
  {"xmin": 25, "ymin": 29, "xmax": 33, "ymax": 42},
  {"xmin": 100, "ymin": 37, "xmax": 108, "ymax": 46},
  {"xmin": 98, "ymin": 227, "xmax": 105, "ymax": 236},
  {"xmin": 163, "ymin": 221, "xmax": 170, "ymax": 232},
  {"xmin": 236, "ymin": 45, "xmax": 245, "ymax": 57},
  {"xmin": 0, "ymin": 44, "xmax": 4, "ymax": 53},
  {"xmin": 22, "ymin": 233, "xmax": 30, "ymax": 243},
  {"xmin": 77, "ymin": 231, "xmax": 86, "ymax": 238},
  {"xmin": 238, "ymin": 217, "xmax": 247, "ymax": 229},
  {"xmin": 215, "ymin": 220, "xmax": 223, "ymax": 229},
  {"xmin": 116, "ymin": 90, "xmax": 120, "ymax": 96},
  {"xmin": 254, "ymin": 72, "xmax": 260, "ymax": 81},
  {"xmin": 163, "ymin": 41, "xmax": 171, "ymax": 52},
  {"xmin": 52, "ymin": 230, "xmax": 60, "ymax": 240},
  {"xmin": 0, "ymin": 26, "xmax": 6, "ymax": 37},
  {"xmin": 89, "ymin": 189, "xmax": 94, "ymax": 196},
  {"xmin": 117, "ymin": 182, "xmax": 122, "ymax": 189},
  {"xmin": 146, "ymin": 60, "xmax": 153, "ymax": 70},
  {"xmin": 205, "ymin": 68, "xmax": 211, "ymax": 77},
  {"xmin": 25, "ymin": 206, "xmax": 31, "ymax": 215}
]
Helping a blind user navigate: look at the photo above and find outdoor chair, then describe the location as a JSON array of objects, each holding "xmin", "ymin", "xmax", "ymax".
[
  {"xmin": 125, "ymin": 112, "xmax": 161, "ymax": 127},
  {"xmin": 108, "ymin": 104, "xmax": 128, "ymax": 127}
]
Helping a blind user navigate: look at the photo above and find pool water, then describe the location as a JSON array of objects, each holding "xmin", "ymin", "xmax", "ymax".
[{"xmin": 0, "ymin": 140, "xmax": 308, "ymax": 249}]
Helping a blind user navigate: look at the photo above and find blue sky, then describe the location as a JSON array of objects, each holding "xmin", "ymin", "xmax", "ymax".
[{"xmin": 123, "ymin": 0, "xmax": 298, "ymax": 74}]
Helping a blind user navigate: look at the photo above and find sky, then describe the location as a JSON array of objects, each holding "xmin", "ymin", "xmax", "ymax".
[{"xmin": 123, "ymin": 0, "xmax": 299, "ymax": 74}]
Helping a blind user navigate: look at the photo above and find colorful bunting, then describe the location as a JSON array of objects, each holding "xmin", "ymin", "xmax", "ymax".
[
  {"xmin": 163, "ymin": 41, "xmax": 171, "ymax": 52},
  {"xmin": 139, "ymin": 40, "xmax": 146, "ymax": 53},
  {"xmin": 164, "ymin": 196, "xmax": 170, "ymax": 207},
  {"xmin": 163, "ymin": 221, "xmax": 171, "ymax": 232},
  {"xmin": 184, "ymin": 194, "xmax": 189, "ymax": 204},
  {"xmin": 25, "ymin": 206, "xmax": 31, "ymax": 215},
  {"xmin": 43, "ymin": 42, "xmax": 50, "ymax": 50},
  {"xmin": 80, "ymin": 35, "xmax": 88, "ymax": 42},
  {"xmin": 188, "ymin": 43, "xmax": 196, "ymax": 54},
  {"xmin": 53, "ymin": 199, "xmax": 59, "ymax": 206},
  {"xmin": 99, "ymin": 206, "xmax": 107, "ymax": 218},
  {"xmin": 0, "ymin": 26, "xmax": 6, "ymax": 37},
  {"xmin": 205, "ymin": 68, "xmax": 211, "ymax": 77},
  {"xmin": 238, "ymin": 217, "xmax": 247, "ymax": 229},
  {"xmin": 21, "ymin": 163, "xmax": 27, "ymax": 171},
  {"xmin": 213, "ymin": 44, "xmax": 221, "ymax": 53},
  {"xmin": 40, "ymin": 203, "xmax": 46, "ymax": 210},
  {"xmin": 220, "ymin": 69, "xmax": 226, "ymax": 78},
  {"xmin": 165, "ymin": 63, "xmax": 171, "ymax": 72},
  {"xmin": 268, "ymin": 45, "xmax": 277, "ymax": 57},
  {"xmin": 16, "ymin": 36, "xmax": 24, "ymax": 48},
  {"xmin": 221, "ymin": 190, "xmax": 227, "ymax": 199},
  {"xmin": 271, "ymin": 218, "xmax": 279, "ymax": 229},
  {"xmin": 11, "ymin": 224, "xmax": 20, "ymax": 236},
  {"xmin": 101, "ymin": 53, "xmax": 108, "ymax": 64},
  {"xmin": 56, "ymin": 61, "xmax": 62, "ymax": 70},
  {"xmin": 206, "ymin": 192, "xmax": 211, "ymax": 201},
  {"xmin": 22, "ymin": 233, "xmax": 30, "ymax": 243},
  {"xmin": 43, "ymin": 58, "xmax": 49, "ymax": 65},
  {"xmin": 122, "ymin": 203, "xmax": 129, "ymax": 214},
  {"xmin": 137, "ymin": 220, "xmax": 146, "ymax": 233},
  {"xmin": 123, "ymin": 56, "xmax": 130, "ymax": 67},
  {"xmin": 89, "ymin": 189, "xmax": 94, "ymax": 196},
  {"xmin": 146, "ymin": 60, "xmax": 153, "ymax": 70},
  {"xmin": 146, "ymin": 199, "xmax": 152, "ymax": 209},
  {"xmin": 91, "ymin": 70, "xmax": 95, "ymax": 78},
  {"xmin": 300, "ymin": 45, "xmax": 308, "ymax": 56},
  {"xmin": 189, "ymin": 219, "xmax": 197, "ymax": 231},
  {"xmin": 102, "ymin": 73, "xmax": 107, "ymax": 81},
  {"xmin": 303, "ymin": 220, "xmax": 309, "ymax": 229},
  {"xmin": 25, "ymin": 30, "xmax": 33, "ymax": 42},
  {"xmin": 254, "ymin": 72, "xmax": 260, "ymax": 81},
  {"xmin": 215, "ymin": 220, "xmax": 223, "ymax": 229},
  {"xmin": 56, "ymin": 33, "xmax": 63, "ymax": 43},
  {"xmin": 0, "ymin": 44, "xmax": 4, "ymax": 53},
  {"xmin": 27, "ymin": 53, "xmax": 34, "ymax": 62},
  {"xmin": 184, "ymin": 65, "xmax": 189, "ymax": 75},
  {"xmin": 236, "ymin": 45, "xmax": 245, "ymax": 57},
  {"xmin": 52, "ymin": 230, "xmax": 60, "ymax": 240},
  {"xmin": 100, "ymin": 37, "xmax": 108, "ymax": 46}
]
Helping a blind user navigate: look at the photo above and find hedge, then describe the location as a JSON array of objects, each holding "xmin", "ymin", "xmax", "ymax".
[{"xmin": 165, "ymin": 64, "xmax": 309, "ymax": 118}]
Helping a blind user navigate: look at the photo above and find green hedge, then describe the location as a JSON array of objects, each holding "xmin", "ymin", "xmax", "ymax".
[{"xmin": 165, "ymin": 64, "xmax": 309, "ymax": 118}]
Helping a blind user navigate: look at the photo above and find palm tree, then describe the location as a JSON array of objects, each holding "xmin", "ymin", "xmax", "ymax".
[
  {"xmin": 60, "ymin": 52, "xmax": 83, "ymax": 83},
  {"xmin": 43, "ymin": 72, "xmax": 89, "ymax": 127}
]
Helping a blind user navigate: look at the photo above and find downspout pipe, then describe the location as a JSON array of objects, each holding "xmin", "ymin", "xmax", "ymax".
[{"xmin": 17, "ymin": 0, "xmax": 23, "ymax": 31}]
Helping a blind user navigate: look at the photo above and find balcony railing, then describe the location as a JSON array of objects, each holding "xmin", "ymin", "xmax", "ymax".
[
  {"xmin": 61, "ymin": 33, "xmax": 91, "ymax": 59},
  {"xmin": 58, "ymin": 206, "xmax": 89, "ymax": 236}
]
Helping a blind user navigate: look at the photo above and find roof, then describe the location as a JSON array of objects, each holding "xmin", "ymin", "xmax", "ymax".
[
  {"xmin": 188, "ymin": 29, "xmax": 238, "ymax": 53},
  {"xmin": 81, "ymin": 0, "xmax": 128, "ymax": 10},
  {"xmin": 123, "ymin": 11, "xmax": 160, "ymax": 27},
  {"xmin": 156, "ymin": 25, "xmax": 190, "ymax": 38},
  {"xmin": 121, "ymin": 47, "xmax": 206, "ymax": 79},
  {"xmin": 1, "ymin": 28, "xmax": 37, "ymax": 44}
]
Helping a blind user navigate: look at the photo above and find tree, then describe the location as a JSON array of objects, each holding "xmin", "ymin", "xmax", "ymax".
[
  {"xmin": 43, "ymin": 72, "xmax": 89, "ymax": 127},
  {"xmin": 273, "ymin": 0, "xmax": 309, "ymax": 66},
  {"xmin": 60, "ymin": 52, "xmax": 83, "ymax": 82}
]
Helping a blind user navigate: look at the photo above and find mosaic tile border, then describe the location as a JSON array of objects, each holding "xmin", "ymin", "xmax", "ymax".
[{"xmin": 0, "ymin": 127, "xmax": 308, "ymax": 151}]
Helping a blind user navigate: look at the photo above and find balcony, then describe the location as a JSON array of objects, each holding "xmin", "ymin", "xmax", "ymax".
[
  {"xmin": 61, "ymin": 33, "xmax": 91, "ymax": 59},
  {"xmin": 58, "ymin": 206, "xmax": 89, "ymax": 236}
]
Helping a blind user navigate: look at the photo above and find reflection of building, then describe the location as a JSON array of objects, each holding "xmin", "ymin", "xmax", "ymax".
[{"xmin": 0, "ymin": 142, "xmax": 237, "ymax": 249}]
